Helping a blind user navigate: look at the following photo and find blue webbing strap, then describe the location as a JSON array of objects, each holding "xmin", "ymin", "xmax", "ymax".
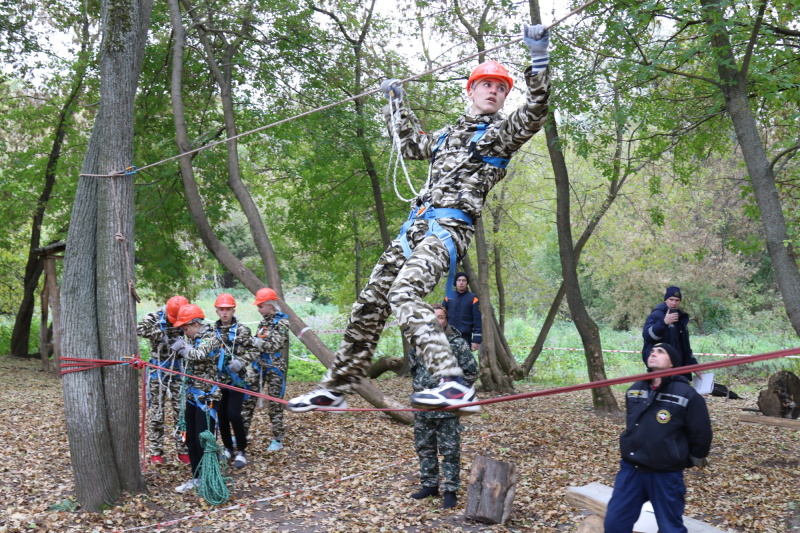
[
  {"xmin": 396, "ymin": 205, "xmax": 473, "ymax": 299},
  {"xmin": 186, "ymin": 386, "xmax": 219, "ymax": 421},
  {"xmin": 468, "ymin": 123, "xmax": 510, "ymax": 169},
  {"xmin": 252, "ymin": 353, "xmax": 286, "ymax": 398}
]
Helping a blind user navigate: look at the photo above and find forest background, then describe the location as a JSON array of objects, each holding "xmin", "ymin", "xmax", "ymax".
[
  {"xmin": 1, "ymin": 0, "xmax": 800, "ymax": 387},
  {"xmin": 2, "ymin": 0, "xmax": 800, "ymax": 528}
]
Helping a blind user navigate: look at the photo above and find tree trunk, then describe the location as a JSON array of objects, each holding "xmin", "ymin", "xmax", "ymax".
[
  {"xmin": 168, "ymin": 0, "xmax": 412, "ymax": 424},
  {"xmin": 491, "ymin": 183, "xmax": 508, "ymax": 332},
  {"xmin": 546, "ymin": 116, "xmax": 618, "ymax": 412},
  {"xmin": 61, "ymin": 0, "xmax": 152, "ymax": 511},
  {"xmin": 10, "ymin": 12, "xmax": 91, "ymax": 358},
  {"xmin": 465, "ymin": 235, "xmax": 516, "ymax": 393},
  {"xmin": 700, "ymin": 0, "xmax": 800, "ymax": 337},
  {"xmin": 186, "ymin": 0, "xmax": 284, "ymax": 296}
]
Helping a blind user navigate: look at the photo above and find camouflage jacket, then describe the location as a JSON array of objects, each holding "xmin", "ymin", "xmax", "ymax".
[
  {"xmin": 408, "ymin": 325, "xmax": 478, "ymax": 418},
  {"xmin": 136, "ymin": 306, "xmax": 185, "ymax": 363},
  {"xmin": 253, "ymin": 312, "xmax": 290, "ymax": 374},
  {"xmin": 385, "ymin": 67, "xmax": 550, "ymax": 223},
  {"xmin": 182, "ymin": 323, "xmax": 223, "ymax": 401},
  {"xmin": 214, "ymin": 317, "xmax": 259, "ymax": 386}
]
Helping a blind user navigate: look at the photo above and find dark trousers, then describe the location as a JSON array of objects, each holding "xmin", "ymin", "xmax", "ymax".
[
  {"xmin": 604, "ymin": 460, "xmax": 687, "ymax": 533},
  {"xmin": 185, "ymin": 401, "xmax": 217, "ymax": 478},
  {"xmin": 218, "ymin": 388, "xmax": 248, "ymax": 453}
]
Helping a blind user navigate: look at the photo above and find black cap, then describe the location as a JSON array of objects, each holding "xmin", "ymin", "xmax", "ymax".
[
  {"xmin": 651, "ymin": 343, "xmax": 682, "ymax": 369},
  {"xmin": 664, "ymin": 286, "xmax": 682, "ymax": 300},
  {"xmin": 454, "ymin": 272, "xmax": 469, "ymax": 287}
]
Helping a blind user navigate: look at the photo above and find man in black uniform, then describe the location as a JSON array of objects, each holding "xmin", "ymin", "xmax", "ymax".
[{"xmin": 604, "ymin": 343, "xmax": 712, "ymax": 533}]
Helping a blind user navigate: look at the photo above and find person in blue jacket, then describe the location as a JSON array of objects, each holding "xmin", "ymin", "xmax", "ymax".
[
  {"xmin": 642, "ymin": 286, "xmax": 703, "ymax": 381},
  {"xmin": 442, "ymin": 272, "xmax": 482, "ymax": 351},
  {"xmin": 604, "ymin": 343, "xmax": 712, "ymax": 533}
]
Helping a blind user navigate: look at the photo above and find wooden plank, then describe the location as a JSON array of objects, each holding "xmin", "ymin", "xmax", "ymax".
[
  {"xmin": 565, "ymin": 483, "xmax": 727, "ymax": 533},
  {"xmin": 739, "ymin": 413, "xmax": 800, "ymax": 429},
  {"xmin": 565, "ymin": 482, "xmax": 611, "ymax": 517}
]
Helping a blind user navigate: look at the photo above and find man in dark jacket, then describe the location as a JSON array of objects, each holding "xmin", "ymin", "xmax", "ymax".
[
  {"xmin": 642, "ymin": 286, "xmax": 703, "ymax": 380},
  {"xmin": 442, "ymin": 272, "xmax": 482, "ymax": 351},
  {"xmin": 604, "ymin": 343, "xmax": 712, "ymax": 533}
]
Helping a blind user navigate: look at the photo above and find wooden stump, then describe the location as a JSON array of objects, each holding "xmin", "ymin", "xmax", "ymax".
[
  {"xmin": 464, "ymin": 455, "xmax": 516, "ymax": 524},
  {"xmin": 757, "ymin": 371, "xmax": 800, "ymax": 419},
  {"xmin": 576, "ymin": 514, "xmax": 605, "ymax": 533}
]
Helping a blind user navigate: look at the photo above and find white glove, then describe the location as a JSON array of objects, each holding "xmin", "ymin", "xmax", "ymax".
[
  {"xmin": 252, "ymin": 337, "xmax": 266, "ymax": 351},
  {"xmin": 227, "ymin": 358, "xmax": 243, "ymax": 374},
  {"xmin": 170, "ymin": 338, "xmax": 186, "ymax": 354},
  {"xmin": 379, "ymin": 79, "xmax": 403, "ymax": 101}
]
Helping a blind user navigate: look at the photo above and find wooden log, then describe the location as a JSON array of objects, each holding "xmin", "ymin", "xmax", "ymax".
[
  {"xmin": 756, "ymin": 371, "xmax": 800, "ymax": 418},
  {"xmin": 565, "ymin": 482, "xmax": 726, "ymax": 533},
  {"xmin": 739, "ymin": 414, "xmax": 800, "ymax": 429},
  {"xmin": 465, "ymin": 455, "xmax": 516, "ymax": 524}
]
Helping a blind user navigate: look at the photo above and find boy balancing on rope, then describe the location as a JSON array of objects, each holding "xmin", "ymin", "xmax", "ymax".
[{"xmin": 288, "ymin": 23, "xmax": 551, "ymax": 414}]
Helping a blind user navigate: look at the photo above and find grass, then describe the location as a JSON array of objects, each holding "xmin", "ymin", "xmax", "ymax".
[{"xmin": 6, "ymin": 294, "xmax": 800, "ymax": 394}]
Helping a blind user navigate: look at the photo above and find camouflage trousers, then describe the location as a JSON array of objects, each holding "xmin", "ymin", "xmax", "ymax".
[
  {"xmin": 321, "ymin": 219, "xmax": 472, "ymax": 392},
  {"xmin": 147, "ymin": 370, "xmax": 188, "ymax": 456},
  {"xmin": 414, "ymin": 414, "xmax": 462, "ymax": 492},
  {"xmin": 242, "ymin": 361, "xmax": 287, "ymax": 442}
]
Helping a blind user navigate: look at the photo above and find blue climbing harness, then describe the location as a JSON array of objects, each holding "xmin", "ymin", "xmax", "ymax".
[
  {"xmin": 409, "ymin": 122, "xmax": 509, "ymax": 298},
  {"xmin": 251, "ymin": 313, "xmax": 289, "ymax": 398},
  {"xmin": 213, "ymin": 321, "xmax": 249, "ymax": 395},
  {"xmin": 397, "ymin": 204, "xmax": 473, "ymax": 300}
]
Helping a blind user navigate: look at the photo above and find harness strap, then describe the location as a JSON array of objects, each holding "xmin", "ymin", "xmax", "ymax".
[
  {"xmin": 430, "ymin": 122, "xmax": 510, "ymax": 169},
  {"xmin": 467, "ymin": 123, "xmax": 510, "ymax": 169},
  {"xmin": 252, "ymin": 353, "xmax": 286, "ymax": 398},
  {"xmin": 396, "ymin": 204, "xmax": 473, "ymax": 299},
  {"xmin": 186, "ymin": 386, "xmax": 219, "ymax": 421}
]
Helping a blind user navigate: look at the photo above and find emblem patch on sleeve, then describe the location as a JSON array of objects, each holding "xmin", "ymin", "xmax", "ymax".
[{"xmin": 656, "ymin": 409, "xmax": 672, "ymax": 424}]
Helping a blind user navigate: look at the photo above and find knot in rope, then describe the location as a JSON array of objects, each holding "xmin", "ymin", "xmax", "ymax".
[
  {"xmin": 124, "ymin": 354, "xmax": 146, "ymax": 370},
  {"xmin": 195, "ymin": 430, "xmax": 232, "ymax": 505}
]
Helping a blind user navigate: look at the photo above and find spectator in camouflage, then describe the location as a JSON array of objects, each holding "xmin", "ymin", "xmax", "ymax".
[
  {"xmin": 170, "ymin": 304, "xmax": 224, "ymax": 492},
  {"xmin": 136, "ymin": 295, "xmax": 190, "ymax": 464},
  {"xmin": 243, "ymin": 288, "xmax": 290, "ymax": 452},
  {"xmin": 213, "ymin": 293, "xmax": 258, "ymax": 469},
  {"xmin": 409, "ymin": 304, "xmax": 478, "ymax": 509}
]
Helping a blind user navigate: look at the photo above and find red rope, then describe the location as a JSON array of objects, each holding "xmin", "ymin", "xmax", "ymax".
[{"xmin": 59, "ymin": 345, "xmax": 800, "ymax": 413}]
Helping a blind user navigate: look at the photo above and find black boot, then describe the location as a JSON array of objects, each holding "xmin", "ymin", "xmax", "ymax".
[
  {"xmin": 411, "ymin": 486, "xmax": 440, "ymax": 499},
  {"xmin": 443, "ymin": 491, "xmax": 457, "ymax": 509}
]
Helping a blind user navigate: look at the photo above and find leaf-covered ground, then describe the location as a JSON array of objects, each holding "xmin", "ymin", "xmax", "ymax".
[{"xmin": 1, "ymin": 356, "xmax": 799, "ymax": 533}]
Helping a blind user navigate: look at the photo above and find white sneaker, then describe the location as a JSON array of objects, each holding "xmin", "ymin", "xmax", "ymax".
[
  {"xmin": 410, "ymin": 377, "xmax": 481, "ymax": 415},
  {"xmin": 267, "ymin": 439, "xmax": 284, "ymax": 452},
  {"xmin": 175, "ymin": 479, "xmax": 199, "ymax": 493},
  {"xmin": 287, "ymin": 389, "xmax": 348, "ymax": 412},
  {"xmin": 234, "ymin": 451, "xmax": 247, "ymax": 469},
  {"xmin": 223, "ymin": 448, "xmax": 234, "ymax": 460}
]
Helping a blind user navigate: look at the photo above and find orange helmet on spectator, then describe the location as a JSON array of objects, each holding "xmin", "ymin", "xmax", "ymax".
[
  {"xmin": 466, "ymin": 60, "xmax": 513, "ymax": 92},
  {"xmin": 254, "ymin": 288, "xmax": 278, "ymax": 305},
  {"xmin": 173, "ymin": 304, "xmax": 205, "ymax": 327},
  {"xmin": 166, "ymin": 295, "xmax": 189, "ymax": 324},
  {"xmin": 214, "ymin": 293, "xmax": 236, "ymax": 308}
]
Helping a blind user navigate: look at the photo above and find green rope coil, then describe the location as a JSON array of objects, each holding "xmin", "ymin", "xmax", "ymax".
[{"xmin": 194, "ymin": 429, "xmax": 232, "ymax": 505}]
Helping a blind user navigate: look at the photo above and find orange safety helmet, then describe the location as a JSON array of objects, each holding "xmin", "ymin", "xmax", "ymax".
[
  {"xmin": 166, "ymin": 295, "xmax": 189, "ymax": 324},
  {"xmin": 173, "ymin": 304, "xmax": 205, "ymax": 327},
  {"xmin": 466, "ymin": 60, "xmax": 514, "ymax": 93},
  {"xmin": 214, "ymin": 293, "xmax": 236, "ymax": 308},
  {"xmin": 254, "ymin": 288, "xmax": 278, "ymax": 305}
]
